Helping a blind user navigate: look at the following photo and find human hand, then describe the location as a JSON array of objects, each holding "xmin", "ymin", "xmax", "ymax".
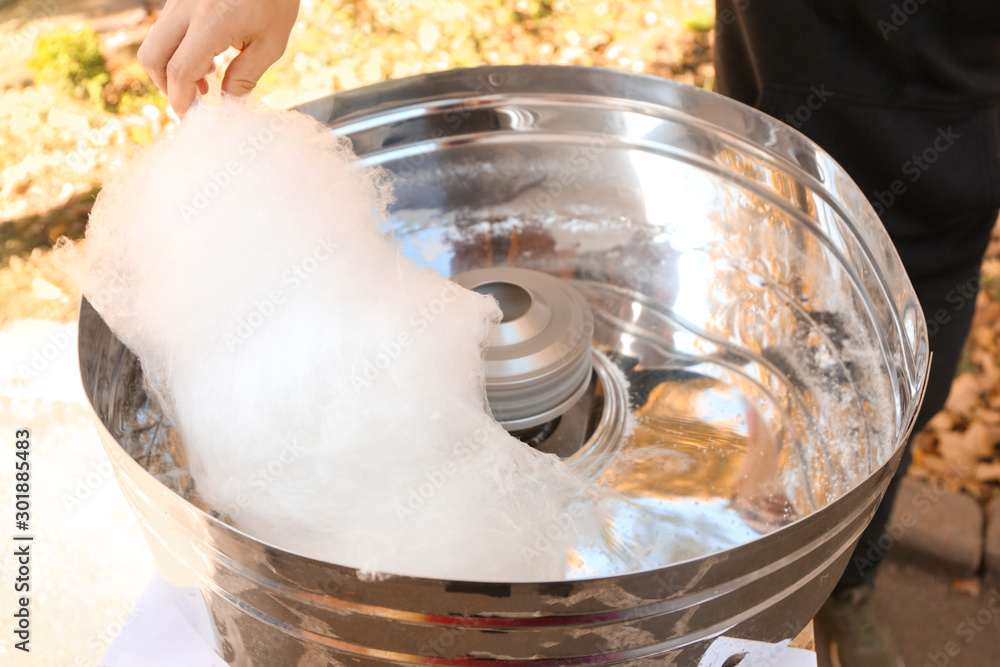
[{"xmin": 138, "ymin": 0, "xmax": 300, "ymax": 116}]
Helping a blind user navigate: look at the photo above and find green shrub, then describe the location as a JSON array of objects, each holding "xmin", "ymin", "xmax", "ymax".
[
  {"xmin": 28, "ymin": 27, "xmax": 111, "ymax": 108},
  {"xmin": 684, "ymin": 12, "xmax": 715, "ymax": 33}
]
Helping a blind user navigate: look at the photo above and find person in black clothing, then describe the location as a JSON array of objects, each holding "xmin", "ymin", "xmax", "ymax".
[{"xmin": 714, "ymin": 2, "xmax": 1000, "ymax": 665}]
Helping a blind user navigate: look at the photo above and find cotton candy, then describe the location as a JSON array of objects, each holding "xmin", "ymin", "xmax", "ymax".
[{"xmin": 57, "ymin": 98, "xmax": 621, "ymax": 581}]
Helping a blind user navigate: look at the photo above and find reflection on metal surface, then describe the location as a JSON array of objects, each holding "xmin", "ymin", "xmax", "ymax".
[
  {"xmin": 452, "ymin": 267, "xmax": 596, "ymax": 430},
  {"xmin": 81, "ymin": 66, "xmax": 929, "ymax": 664}
]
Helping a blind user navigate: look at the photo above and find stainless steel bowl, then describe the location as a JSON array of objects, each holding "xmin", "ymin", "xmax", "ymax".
[{"xmin": 79, "ymin": 65, "xmax": 928, "ymax": 665}]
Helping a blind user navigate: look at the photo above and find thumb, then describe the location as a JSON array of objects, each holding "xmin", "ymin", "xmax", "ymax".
[{"xmin": 222, "ymin": 39, "xmax": 284, "ymax": 97}]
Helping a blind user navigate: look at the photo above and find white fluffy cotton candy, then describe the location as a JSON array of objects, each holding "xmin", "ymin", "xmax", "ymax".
[{"xmin": 58, "ymin": 98, "xmax": 618, "ymax": 581}]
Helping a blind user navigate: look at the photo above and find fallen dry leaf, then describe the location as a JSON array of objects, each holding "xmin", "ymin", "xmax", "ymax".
[
  {"xmin": 981, "ymin": 258, "xmax": 1000, "ymax": 280},
  {"xmin": 920, "ymin": 451, "xmax": 974, "ymax": 484},
  {"xmin": 986, "ymin": 236, "xmax": 1000, "ymax": 258},
  {"xmin": 975, "ymin": 349, "xmax": 1000, "ymax": 384},
  {"xmin": 963, "ymin": 420, "xmax": 996, "ymax": 458},
  {"xmin": 926, "ymin": 411, "xmax": 955, "ymax": 433},
  {"xmin": 938, "ymin": 431, "xmax": 980, "ymax": 472},
  {"xmin": 951, "ymin": 578, "xmax": 982, "ymax": 597},
  {"xmin": 975, "ymin": 462, "xmax": 1000, "ymax": 482},
  {"xmin": 975, "ymin": 292, "xmax": 1000, "ymax": 321},
  {"xmin": 974, "ymin": 407, "xmax": 1000, "ymax": 425},
  {"xmin": 962, "ymin": 480, "xmax": 991, "ymax": 501},
  {"xmin": 945, "ymin": 373, "xmax": 984, "ymax": 417},
  {"xmin": 911, "ymin": 431, "xmax": 937, "ymax": 458},
  {"xmin": 972, "ymin": 325, "xmax": 996, "ymax": 351}
]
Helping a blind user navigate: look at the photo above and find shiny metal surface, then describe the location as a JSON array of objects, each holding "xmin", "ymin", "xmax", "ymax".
[
  {"xmin": 80, "ymin": 65, "xmax": 929, "ymax": 664},
  {"xmin": 452, "ymin": 267, "xmax": 595, "ymax": 430}
]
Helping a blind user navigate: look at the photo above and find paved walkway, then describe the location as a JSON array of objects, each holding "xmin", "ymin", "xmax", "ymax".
[{"xmin": 876, "ymin": 556, "xmax": 1000, "ymax": 667}]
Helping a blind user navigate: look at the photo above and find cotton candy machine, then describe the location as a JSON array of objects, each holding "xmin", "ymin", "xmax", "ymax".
[{"xmin": 79, "ymin": 66, "xmax": 928, "ymax": 665}]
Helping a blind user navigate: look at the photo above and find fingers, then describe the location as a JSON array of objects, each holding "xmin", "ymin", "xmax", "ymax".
[
  {"xmin": 137, "ymin": 4, "xmax": 189, "ymax": 96},
  {"xmin": 221, "ymin": 39, "xmax": 286, "ymax": 98},
  {"xmin": 166, "ymin": 26, "xmax": 230, "ymax": 115},
  {"xmin": 137, "ymin": 0, "xmax": 300, "ymax": 116}
]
